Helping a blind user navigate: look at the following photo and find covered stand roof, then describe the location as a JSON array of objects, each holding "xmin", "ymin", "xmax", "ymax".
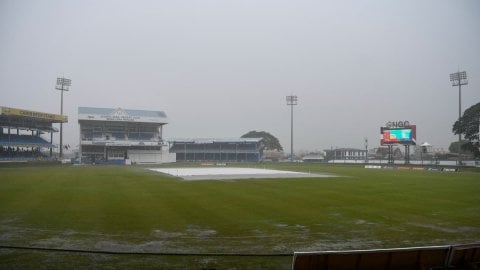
[{"xmin": 0, "ymin": 106, "xmax": 66, "ymax": 132}]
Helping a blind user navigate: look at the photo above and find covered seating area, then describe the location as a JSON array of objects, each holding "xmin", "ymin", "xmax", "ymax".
[
  {"xmin": 0, "ymin": 106, "xmax": 66, "ymax": 161},
  {"xmin": 293, "ymin": 243, "xmax": 480, "ymax": 270}
]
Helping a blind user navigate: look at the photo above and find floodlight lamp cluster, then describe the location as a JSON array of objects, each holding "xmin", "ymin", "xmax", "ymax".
[
  {"xmin": 286, "ymin": 95, "xmax": 298, "ymax": 105},
  {"xmin": 450, "ymin": 71, "xmax": 468, "ymax": 86}
]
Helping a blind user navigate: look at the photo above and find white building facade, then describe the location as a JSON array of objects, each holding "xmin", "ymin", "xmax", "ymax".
[{"xmin": 78, "ymin": 107, "xmax": 175, "ymax": 164}]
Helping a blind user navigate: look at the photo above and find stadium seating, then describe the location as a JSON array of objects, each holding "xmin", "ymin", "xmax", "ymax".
[
  {"xmin": 139, "ymin": 133, "xmax": 153, "ymax": 140},
  {"xmin": 292, "ymin": 246, "xmax": 451, "ymax": 270},
  {"xmin": 82, "ymin": 132, "xmax": 93, "ymax": 140},
  {"xmin": 112, "ymin": 132, "xmax": 126, "ymax": 140},
  {"xmin": 169, "ymin": 139, "xmax": 263, "ymax": 162},
  {"xmin": 0, "ymin": 134, "xmax": 51, "ymax": 146},
  {"xmin": 447, "ymin": 243, "xmax": 480, "ymax": 269},
  {"xmin": 127, "ymin": 133, "xmax": 153, "ymax": 140}
]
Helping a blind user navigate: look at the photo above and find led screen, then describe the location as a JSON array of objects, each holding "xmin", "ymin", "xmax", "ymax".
[{"xmin": 382, "ymin": 128, "xmax": 413, "ymax": 144}]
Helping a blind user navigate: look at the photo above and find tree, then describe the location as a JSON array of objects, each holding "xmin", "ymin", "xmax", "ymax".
[
  {"xmin": 452, "ymin": 102, "xmax": 480, "ymax": 158},
  {"xmin": 393, "ymin": 147, "xmax": 403, "ymax": 159},
  {"xmin": 448, "ymin": 141, "xmax": 471, "ymax": 155},
  {"xmin": 375, "ymin": 147, "xmax": 389, "ymax": 158},
  {"xmin": 241, "ymin": 131, "xmax": 283, "ymax": 151}
]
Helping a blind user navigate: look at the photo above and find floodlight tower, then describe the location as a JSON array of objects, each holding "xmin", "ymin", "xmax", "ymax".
[
  {"xmin": 55, "ymin": 77, "xmax": 71, "ymax": 159},
  {"xmin": 449, "ymin": 71, "xmax": 468, "ymax": 165},
  {"xmin": 286, "ymin": 95, "xmax": 298, "ymax": 162}
]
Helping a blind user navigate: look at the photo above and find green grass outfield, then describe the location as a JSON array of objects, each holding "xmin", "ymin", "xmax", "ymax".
[{"xmin": 0, "ymin": 163, "xmax": 479, "ymax": 269}]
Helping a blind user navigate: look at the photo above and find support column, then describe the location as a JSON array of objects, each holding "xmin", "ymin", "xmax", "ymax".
[
  {"xmin": 458, "ymin": 83, "xmax": 461, "ymax": 166},
  {"xmin": 388, "ymin": 145, "xmax": 394, "ymax": 165},
  {"xmin": 79, "ymin": 123, "xmax": 82, "ymax": 164},
  {"xmin": 50, "ymin": 131, "xmax": 53, "ymax": 157},
  {"xmin": 404, "ymin": 145, "xmax": 410, "ymax": 164}
]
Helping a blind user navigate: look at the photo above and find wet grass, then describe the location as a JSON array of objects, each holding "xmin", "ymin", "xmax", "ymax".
[{"xmin": 0, "ymin": 163, "xmax": 479, "ymax": 269}]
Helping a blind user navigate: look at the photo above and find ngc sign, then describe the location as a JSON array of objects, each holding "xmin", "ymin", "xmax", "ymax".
[{"xmin": 386, "ymin": 121, "xmax": 410, "ymax": 128}]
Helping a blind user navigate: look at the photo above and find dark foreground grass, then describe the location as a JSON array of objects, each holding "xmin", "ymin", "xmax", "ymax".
[{"xmin": 0, "ymin": 163, "xmax": 479, "ymax": 269}]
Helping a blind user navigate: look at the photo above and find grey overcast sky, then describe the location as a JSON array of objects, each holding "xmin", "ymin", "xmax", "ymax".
[{"xmin": 1, "ymin": 0, "xmax": 479, "ymax": 153}]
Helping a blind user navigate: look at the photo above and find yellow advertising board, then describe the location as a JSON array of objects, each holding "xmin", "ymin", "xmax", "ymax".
[{"xmin": 0, "ymin": 106, "xmax": 67, "ymax": 122}]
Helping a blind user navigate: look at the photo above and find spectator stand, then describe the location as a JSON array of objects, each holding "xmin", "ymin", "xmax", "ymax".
[
  {"xmin": 78, "ymin": 107, "xmax": 174, "ymax": 164},
  {"xmin": 0, "ymin": 106, "xmax": 66, "ymax": 161},
  {"xmin": 447, "ymin": 243, "xmax": 480, "ymax": 269},
  {"xmin": 292, "ymin": 244, "xmax": 480, "ymax": 270},
  {"xmin": 169, "ymin": 138, "xmax": 264, "ymax": 162}
]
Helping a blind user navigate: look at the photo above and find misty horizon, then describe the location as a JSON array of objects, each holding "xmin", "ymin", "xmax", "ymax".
[{"xmin": 1, "ymin": 0, "xmax": 479, "ymax": 153}]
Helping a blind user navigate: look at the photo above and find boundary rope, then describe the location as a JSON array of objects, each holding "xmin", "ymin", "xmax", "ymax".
[{"xmin": 0, "ymin": 245, "xmax": 292, "ymax": 257}]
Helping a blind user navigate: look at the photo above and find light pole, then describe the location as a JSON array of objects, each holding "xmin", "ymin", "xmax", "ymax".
[
  {"xmin": 286, "ymin": 95, "xmax": 298, "ymax": 162},
  {"xmin": 55, "ymin": 77, "xmax": 71, "ymax": 159},
  {"xmin": 449, "ymin": 71, "xmax": 468, "ymax": 166}
]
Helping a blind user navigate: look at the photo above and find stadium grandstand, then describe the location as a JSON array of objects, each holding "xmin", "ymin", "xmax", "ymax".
[
  {"xmin": 0, "ymin": 106, "xmax": 66, "ymax": 161},
  {"xmin": 169, "ymin": 138, "xmax": 264, "ymax": 162},
  {"xmin": 78, "ymin": 107, "xmax": 175, "ymax": 164}
]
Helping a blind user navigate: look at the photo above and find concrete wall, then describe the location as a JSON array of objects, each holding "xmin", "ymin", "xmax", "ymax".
[{"xmin": 127, "ymin": 149, "xmax": 176, "ymax": 164}]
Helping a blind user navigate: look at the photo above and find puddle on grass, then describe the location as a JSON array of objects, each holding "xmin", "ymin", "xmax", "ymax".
[
  {"xmin": 0, "ymin": 220, "xmax": 399, "ymax": 253},
  {"xmin": 151, "ymin": 229, "xmax": 183, "ymax": 238},
  {"xmin": 186, "ymin": 225, "xmax": 217, "ymax": 238},
  {"xmin": 274, "ymin": 223, "xmax": 309, "ymax": 232},
  {"xmin": 407, "ymin": 222, "xmax": 479, "ymax": 234},
  {"xmin": 303, "ymin": 239, "xmax": 384, "ymax": 252},
  {"xmin": 2, "ymin": 219, "xmax": 480, "ymax": 254}
]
